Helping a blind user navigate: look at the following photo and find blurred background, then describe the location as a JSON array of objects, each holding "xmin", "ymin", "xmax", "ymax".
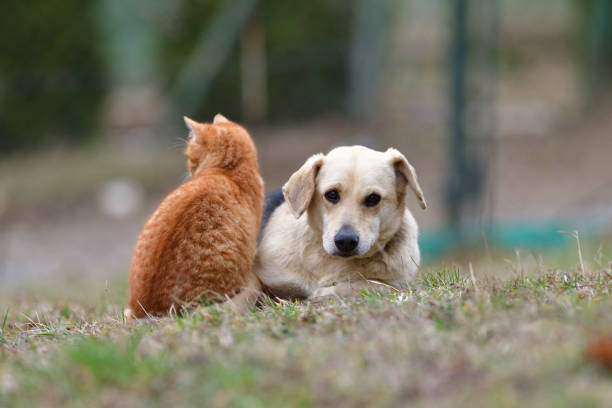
[{"xmin": 1, "ymin": 0, "xmax": 611, "ymax": 300}]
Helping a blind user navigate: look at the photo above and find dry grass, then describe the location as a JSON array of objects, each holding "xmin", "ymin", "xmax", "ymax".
[{"xmin": 1, "ymin": 254, "xmax": 611, "ymax": 408}]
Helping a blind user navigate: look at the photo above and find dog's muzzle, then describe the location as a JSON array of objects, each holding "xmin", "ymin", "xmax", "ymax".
[{"xmin": 334, "ymin": 226, "xmax": 359, "ymax": 257}]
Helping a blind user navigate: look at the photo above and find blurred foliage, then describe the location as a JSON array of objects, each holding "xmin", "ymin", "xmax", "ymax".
[
  {"xmin": 7, "ymin": 0, "xmax": 612, "ymax": 153},
  {"xmin": 0, "ymin": 0, "xmax": 107, "ymax": 153},
  {"xmin": 0, "ymin": 0, "xmax": 351, "ymax": 153},
  {"xmin": 157, "ymin": 0, "xmax": 352, "ymax": 122},
  {"xmin": 156, "ymin": 0, "xmax": 243, "ymax": 121},
  {"xmin": 263, "ymin": 0, "xmax": 351, "ymax": 121}
]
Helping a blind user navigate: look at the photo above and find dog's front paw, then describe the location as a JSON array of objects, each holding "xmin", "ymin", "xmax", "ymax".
[
  {"xmin": 309, "ymin": 285, "xmax": 338, "ymax": 304},
  {"xmin": 311, "ymin": 285, "xmax": 337, "ymax": 298}
]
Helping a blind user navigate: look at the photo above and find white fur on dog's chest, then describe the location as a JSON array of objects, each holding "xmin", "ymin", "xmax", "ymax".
[{"xmin": 255, "ymin": 203, "xmax": 420, "ymax": 297}]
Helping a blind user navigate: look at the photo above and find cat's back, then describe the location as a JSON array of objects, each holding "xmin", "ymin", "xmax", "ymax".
[{"xmin": 128, "ymin": 172, "xmax": 258, "ymax": 315}]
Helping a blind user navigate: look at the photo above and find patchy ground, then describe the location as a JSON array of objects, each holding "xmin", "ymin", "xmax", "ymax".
[{"xmin": 1, "ymin": 255, "xmax": 611, "ymax": 408}]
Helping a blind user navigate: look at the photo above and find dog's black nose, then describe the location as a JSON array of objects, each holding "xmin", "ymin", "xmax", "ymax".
[{"xmin": 334, "ymin": 227, "xmax": 359, "ymax": 255}]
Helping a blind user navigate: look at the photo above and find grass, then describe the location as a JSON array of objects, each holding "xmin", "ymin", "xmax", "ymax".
[{"xmin": 1, "ymin": 250, "xmax": 611, "ymax": 408}]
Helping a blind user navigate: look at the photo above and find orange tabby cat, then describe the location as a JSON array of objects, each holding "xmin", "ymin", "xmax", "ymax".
[{"xmin": 125, "ymin": 114, "xmax": 264, "ymax": 319}]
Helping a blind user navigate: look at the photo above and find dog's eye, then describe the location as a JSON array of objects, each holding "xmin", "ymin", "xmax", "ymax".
[
  {"xmin": 364, "ymin": 193, "xmax": 381, "ymax": 207},
  {"xmin": 324, "ymin": 189, "xmax": 340, "ymax": 204}
]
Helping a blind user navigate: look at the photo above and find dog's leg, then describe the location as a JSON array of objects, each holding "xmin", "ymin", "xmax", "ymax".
[{"xmin": 309, "ymin": 279, "xmax": 397, "ymax": 303}]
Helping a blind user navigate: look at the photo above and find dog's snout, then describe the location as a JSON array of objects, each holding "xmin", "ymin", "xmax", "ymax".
[{"xmin": 334, "ymin": 227, "xmax": 359, "ymax": 255}]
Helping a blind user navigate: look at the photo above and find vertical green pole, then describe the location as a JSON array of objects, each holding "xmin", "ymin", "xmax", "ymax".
[
  {"xmin": 448, "ymin": 0, "xmax": 468, "ymax": 225},
  {"xmin": 347, "ymin": 0, "xmax": 389, "ymax": 126},
  {"xmin": 584, "ymin": 0, "xmax": 612, "ymax": 105}
]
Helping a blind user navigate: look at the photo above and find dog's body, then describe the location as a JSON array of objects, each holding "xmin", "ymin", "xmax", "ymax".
[{"xmin": 255, "ymin": 145, "xmax": 426, "ymax": 300}]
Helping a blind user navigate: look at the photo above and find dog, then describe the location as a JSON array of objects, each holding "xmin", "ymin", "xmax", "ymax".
[{"xmin": 254, "ymin": 145, "xmax": 426, "ymax": 300}]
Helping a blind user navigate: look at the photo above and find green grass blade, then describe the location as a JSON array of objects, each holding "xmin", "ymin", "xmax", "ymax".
[{"xmin": 1, "ymin": 309, "xmax": 8, "ymax": 332}]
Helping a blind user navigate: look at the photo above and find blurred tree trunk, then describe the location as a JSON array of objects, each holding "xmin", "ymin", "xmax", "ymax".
[
  {"xmin": 347, "ymin": 0, "xmax": 389, "ymax": 126},
  {"xmin": 171, "ymin": 0, "xmax": 257, "ymax": 121},
  {"xmin": 446, "ymin": 0, "xmax": 498, "ymax": 230},
  {"xmin": 240, "ymin": 9, "xmax": 268, "ymax": 123},
  {"xmin": 577, "ymin": 0, "xmax": 612, "ymax": 106}
]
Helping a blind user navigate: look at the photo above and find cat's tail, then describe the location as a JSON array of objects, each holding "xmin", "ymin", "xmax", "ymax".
[{"xmin": 226, "ymin": 271, "xmax": 262, "ymax": 314}]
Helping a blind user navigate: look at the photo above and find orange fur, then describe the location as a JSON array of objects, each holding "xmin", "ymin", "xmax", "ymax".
[
  {"xmin": 586, "ymin": 337, "xmax": 612, "ymax": 370},
  {"xmin": 126, "ymin": 114, "xmax": 264, "ymax": 319}
]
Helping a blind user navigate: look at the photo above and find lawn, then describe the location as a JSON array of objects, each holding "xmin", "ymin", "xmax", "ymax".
[{"xmin": 1, "ymin": 247, "xmax": 611, "ymax": 407}]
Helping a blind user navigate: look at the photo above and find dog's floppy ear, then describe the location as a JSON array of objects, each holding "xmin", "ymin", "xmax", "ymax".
[
  {"xmin": 387, "ymin": 148, "xmax": 427, "ymax": 210},
  {"xmin": 282, "ymin": 153, "xmax": 325, "ymax": 218}
]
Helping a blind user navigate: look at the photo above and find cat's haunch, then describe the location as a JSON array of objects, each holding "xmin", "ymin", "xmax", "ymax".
[{"xmin": 125, "ymin": 115, "xmax": 264, "ymax": 319}]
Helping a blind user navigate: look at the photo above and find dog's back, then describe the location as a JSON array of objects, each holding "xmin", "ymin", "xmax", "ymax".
[{"xmin": 258, "ymin": 189, "xmax": 285, "ymax": 242}]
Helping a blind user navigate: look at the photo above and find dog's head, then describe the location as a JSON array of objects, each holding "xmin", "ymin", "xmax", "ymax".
[
  {"xmin": 183, "ymin": 114, "xmax": 258, "ymax": 177},
  {"xmin": 282, "ymin": 146, "xmax": 426, "ymax": 258}
]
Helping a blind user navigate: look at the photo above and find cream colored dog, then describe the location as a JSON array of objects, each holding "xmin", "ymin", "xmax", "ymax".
[{"xmin": 254, "ymin": 145, "xmax": 427, "ymax": 300}]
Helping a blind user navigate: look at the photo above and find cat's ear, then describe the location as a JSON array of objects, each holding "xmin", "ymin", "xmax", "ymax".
[
  {"xmin": 184, "ymin": 116, "xmax": 200, "ymax": 141},
  {"xmin": 213, "ymin": 113, "xmax": 230, "ymax": 124},
  {"xmin": 183, "ymin": 116, "xmax": 199, "ymax": 131}
]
